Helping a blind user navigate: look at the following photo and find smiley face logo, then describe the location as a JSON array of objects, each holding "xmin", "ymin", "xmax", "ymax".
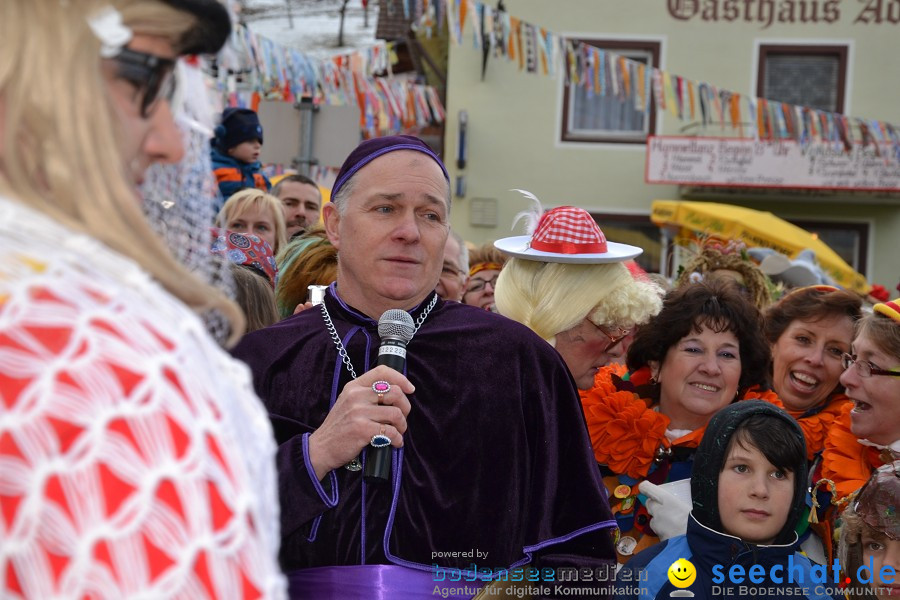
[{"xmin": 667, "ymin": 558, "xmax": 696, "ymax": 588}]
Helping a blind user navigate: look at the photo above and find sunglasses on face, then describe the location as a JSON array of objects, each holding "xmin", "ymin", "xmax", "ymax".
[
  {"xmin": 110, "ymin": 47, "xmax": 177, "ymax": 118},
  {"xmin": 841, "ymin": 353, "xmax": 900, "ymax": 378}
]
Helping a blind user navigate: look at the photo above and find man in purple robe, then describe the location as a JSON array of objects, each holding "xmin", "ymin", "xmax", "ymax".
[{"xmin": 232, "ymin": 135, "xmax": 617, "ymax": 598}]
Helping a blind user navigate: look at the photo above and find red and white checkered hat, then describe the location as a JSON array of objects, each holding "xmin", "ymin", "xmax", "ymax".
[{"xmin": 495, "ymin": 205, "xmax": 643, "ymax": 264}]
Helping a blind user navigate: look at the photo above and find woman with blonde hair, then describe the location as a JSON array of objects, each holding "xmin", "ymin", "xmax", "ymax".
[
  {"xmin": 493, "ymin": 196, "xmax": 662, "ymax": 390},
  {"xmin": 0, "ymin": 1, "xmax": 285, "ymax": 597},
  {"xmin": 216, "ymin": 187, "xmax": 288, "ymax": 255}
]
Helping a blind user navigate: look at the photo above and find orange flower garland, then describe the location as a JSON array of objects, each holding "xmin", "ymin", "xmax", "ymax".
[
  {"xmin": 790, "ymin": 394, "xmax": 849, "ymax": 460},
  {"xmin": 580, "ymin": 367, "xmax": 780, "ymax": 479},
  {"xmin": 819, "ymin": 403, "xmax": 888, "ymax": 502},
  {"xmin": 581, "ymin": 365, "xmax": 669, "ymax": 479}
]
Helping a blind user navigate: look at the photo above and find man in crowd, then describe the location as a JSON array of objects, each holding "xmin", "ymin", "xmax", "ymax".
[
  {"xmin": 273, "ymin": 173, "xmax": 322, "ymax": 238},
  {"xmin": 435, "ymin": 229, "xmax": 468, "ymax": 301},
  {"xmin": 233, "ymin": 135, "xmax": 617, "ymax": 598}
]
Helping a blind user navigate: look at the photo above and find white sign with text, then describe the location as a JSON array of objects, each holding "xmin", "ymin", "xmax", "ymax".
[{"xmin": 645, "ymin": 136, "xmax": 900, "ymax": 191}]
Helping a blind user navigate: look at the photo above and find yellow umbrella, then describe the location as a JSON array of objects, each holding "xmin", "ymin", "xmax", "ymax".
[{"xmin": 650, "ymin": 200, "xmax": 869, "ymax": 294}]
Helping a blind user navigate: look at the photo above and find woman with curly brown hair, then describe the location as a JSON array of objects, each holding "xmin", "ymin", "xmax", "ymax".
[{"xmin": 580, "ymin": 280, "xmax": 773, "ymax": 562}]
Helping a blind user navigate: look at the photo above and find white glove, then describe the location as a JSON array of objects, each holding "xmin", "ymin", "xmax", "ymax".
[{"xmin": 639, "ymin": 480, "xmax": 691, "ymax": 541}]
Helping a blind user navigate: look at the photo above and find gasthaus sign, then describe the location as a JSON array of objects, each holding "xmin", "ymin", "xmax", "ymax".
[
  {"xmin": 666, "ymin": 0, "xmax": 900, "ymax": 26},
  {"xmin": 644, "ymin": 136, "xmax": 900, "ymax": 191}
]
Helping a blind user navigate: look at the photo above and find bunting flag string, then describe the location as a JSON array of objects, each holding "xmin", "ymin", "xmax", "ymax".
[
  {"xmin": 442, "ymin": 0, "xmax": 899, "ymax": 158},
  {"xmin": 219, "ymin": 24, "xmax": 444, "ymax": 139}
]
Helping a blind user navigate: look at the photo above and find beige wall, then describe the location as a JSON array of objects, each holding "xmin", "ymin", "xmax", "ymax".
[{"xmin": 445, "ymin": 0, "xmax": 900, "ymax": 290}]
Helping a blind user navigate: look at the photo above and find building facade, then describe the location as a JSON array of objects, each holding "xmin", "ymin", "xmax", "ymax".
[{"xmin": 444, "ymin": 0, "xmax": 900, "ymax": 291}]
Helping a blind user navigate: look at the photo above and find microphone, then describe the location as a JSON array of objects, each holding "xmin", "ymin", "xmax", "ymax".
[{"xmin": 364, "ymin": 309, "xmax": 415, "ymax": 484}]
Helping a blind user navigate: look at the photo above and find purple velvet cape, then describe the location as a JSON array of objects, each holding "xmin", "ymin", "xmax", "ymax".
[{"xmin": 232, "ymin": 285, "xmax": 617, "ymax": 577}]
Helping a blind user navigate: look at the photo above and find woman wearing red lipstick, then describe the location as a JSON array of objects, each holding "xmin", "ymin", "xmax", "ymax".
[
  {"xmin": 764, "ymin": 285, "xmax": 862, "ymax": 459},
  {"xmin": 581, "ymin": 280, "xmax": 773, "ymax": 562}
]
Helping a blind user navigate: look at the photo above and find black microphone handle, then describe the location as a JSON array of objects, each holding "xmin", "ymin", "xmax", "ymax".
[{"xmin": 363, "ymin": 339, "xmax": 406, "ymax": 484}]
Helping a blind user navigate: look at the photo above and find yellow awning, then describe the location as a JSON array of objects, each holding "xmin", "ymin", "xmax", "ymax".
[{"xmin": 651, "ymin": 200, "xmax": 869, "ymax": 294}]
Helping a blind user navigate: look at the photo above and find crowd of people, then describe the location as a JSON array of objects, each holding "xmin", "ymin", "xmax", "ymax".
[{"xmin": 1, "ymin": 2, "xmax": 898, "ymax": 599}]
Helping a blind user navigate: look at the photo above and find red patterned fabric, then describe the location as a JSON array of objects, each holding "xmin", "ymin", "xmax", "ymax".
[
  {"xmin": 530, "ymin": 206, "xmax": 608, "ymax": 254},
  {"xmin": 0, "ymin": 196, "xmax": 285, "ymax": 599}
]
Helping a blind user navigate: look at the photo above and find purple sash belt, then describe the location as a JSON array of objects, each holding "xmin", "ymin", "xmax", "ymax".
[{"xmin": 287, "ymin": 564, "xmax": 487, "ymax": 599}]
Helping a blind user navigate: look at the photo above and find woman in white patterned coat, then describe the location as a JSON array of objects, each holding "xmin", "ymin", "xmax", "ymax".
[{"xmin": 0, "ymin": 1, "xmax": 285, "ymax": 598}]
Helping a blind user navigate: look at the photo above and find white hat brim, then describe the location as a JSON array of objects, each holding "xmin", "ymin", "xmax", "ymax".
[{"xmin": 494, "ymin": 235, "xmax": 643, "ymax": 264}]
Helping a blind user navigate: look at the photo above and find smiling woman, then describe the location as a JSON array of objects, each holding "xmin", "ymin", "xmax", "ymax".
[
  {"xmin": 764, "ymin": 285, "xmax": 862, "ymax": 459},
  {"xmin": 581, "ymin": 280, "xmax": 774, "ymax": 562},
  {"xmin": 819, "ymin": 297, "xmax": 900, "ymax": 503}
]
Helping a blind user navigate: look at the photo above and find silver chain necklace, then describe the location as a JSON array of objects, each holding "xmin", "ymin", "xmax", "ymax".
[
  {"xmin": 320, "ymin": 294, "xmax": 438, "ymax": 472},
  {"xmin": 319, "ymin": 293, "xmax": 438, "ymax": 380}
]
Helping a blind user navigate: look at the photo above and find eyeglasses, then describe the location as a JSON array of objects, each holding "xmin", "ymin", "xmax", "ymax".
[
  {"xmin": 110, "ymin": 47, "xmax": 177, "ymax": 118},
  {"xmin": 841, "ymin": 353, "xmax": 900, "ymax": 378},
  {"xmin": 593, "ymin": 323, "xmax": 630, "ymax": 351},
  {"xmin": 466, "ymin": 275, "xmax": 499, "ymax": 294}
]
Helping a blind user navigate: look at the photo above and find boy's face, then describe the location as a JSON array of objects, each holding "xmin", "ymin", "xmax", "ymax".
[
  {"xmin": 228, "ymin": 139, "xmax": 262, "ymax": 163},
  {"xmin": 862, "ymin": 532, "xmax": 900, "ymax": 596},
  {"xmin": 717, "ymin": 439, "xmax": 794, "ymax": 545}
]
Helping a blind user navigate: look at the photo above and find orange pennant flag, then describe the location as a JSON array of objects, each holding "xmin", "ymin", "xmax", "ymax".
[
  {"xmin": 687, "ymin": 79, "xmax": 695, "ymax": 120},
  {"xmin": 459, "ymin": 0, "xmax": 468, "ymax": 37},
  {"xmin": 539, "ymin": 28, "xmax": 548, "ymax": 75},
  {"xmin": 619, "ymin": 56, "xmax": 630, "ymax": 97},
  {"xmin": 730, "ymin": 93, "xmax": 742, "ymax": 136}
]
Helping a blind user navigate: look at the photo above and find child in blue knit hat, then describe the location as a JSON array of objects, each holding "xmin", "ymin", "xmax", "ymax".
[{"xmin": 211, "ymin": 108, "xmax": 271, "ymax": 207}]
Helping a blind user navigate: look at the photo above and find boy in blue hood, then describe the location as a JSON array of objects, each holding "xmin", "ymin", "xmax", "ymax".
[
  {"xmin": 211, "ymin": 107, "xmax": 271, "ymax": 207},
  {"xmin": 615, "ymin": 401, "xmax": 841, "ymax": 600}
]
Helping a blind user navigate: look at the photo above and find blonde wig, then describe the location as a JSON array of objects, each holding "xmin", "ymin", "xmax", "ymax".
[
  {"xmin": 494, "ymin": 258, "xmax": 663, "ymax": 346},
  {"xmin": 0, "ymin": 0, "xmax": 245, "ymax": 344},
  {"xmin": 216, "ymin": 188, "xmax": 288, "ymax": 255}
]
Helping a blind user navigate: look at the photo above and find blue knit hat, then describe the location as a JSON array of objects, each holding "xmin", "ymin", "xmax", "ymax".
[{"xmin": 215, "ymin": 108, "xmax": 263, "ymax": 152}]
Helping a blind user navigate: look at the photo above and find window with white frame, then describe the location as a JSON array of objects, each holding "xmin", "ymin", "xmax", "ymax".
[{"xmin": 561, "ymin": 39, "xmax": 660, "ymax": 144}]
